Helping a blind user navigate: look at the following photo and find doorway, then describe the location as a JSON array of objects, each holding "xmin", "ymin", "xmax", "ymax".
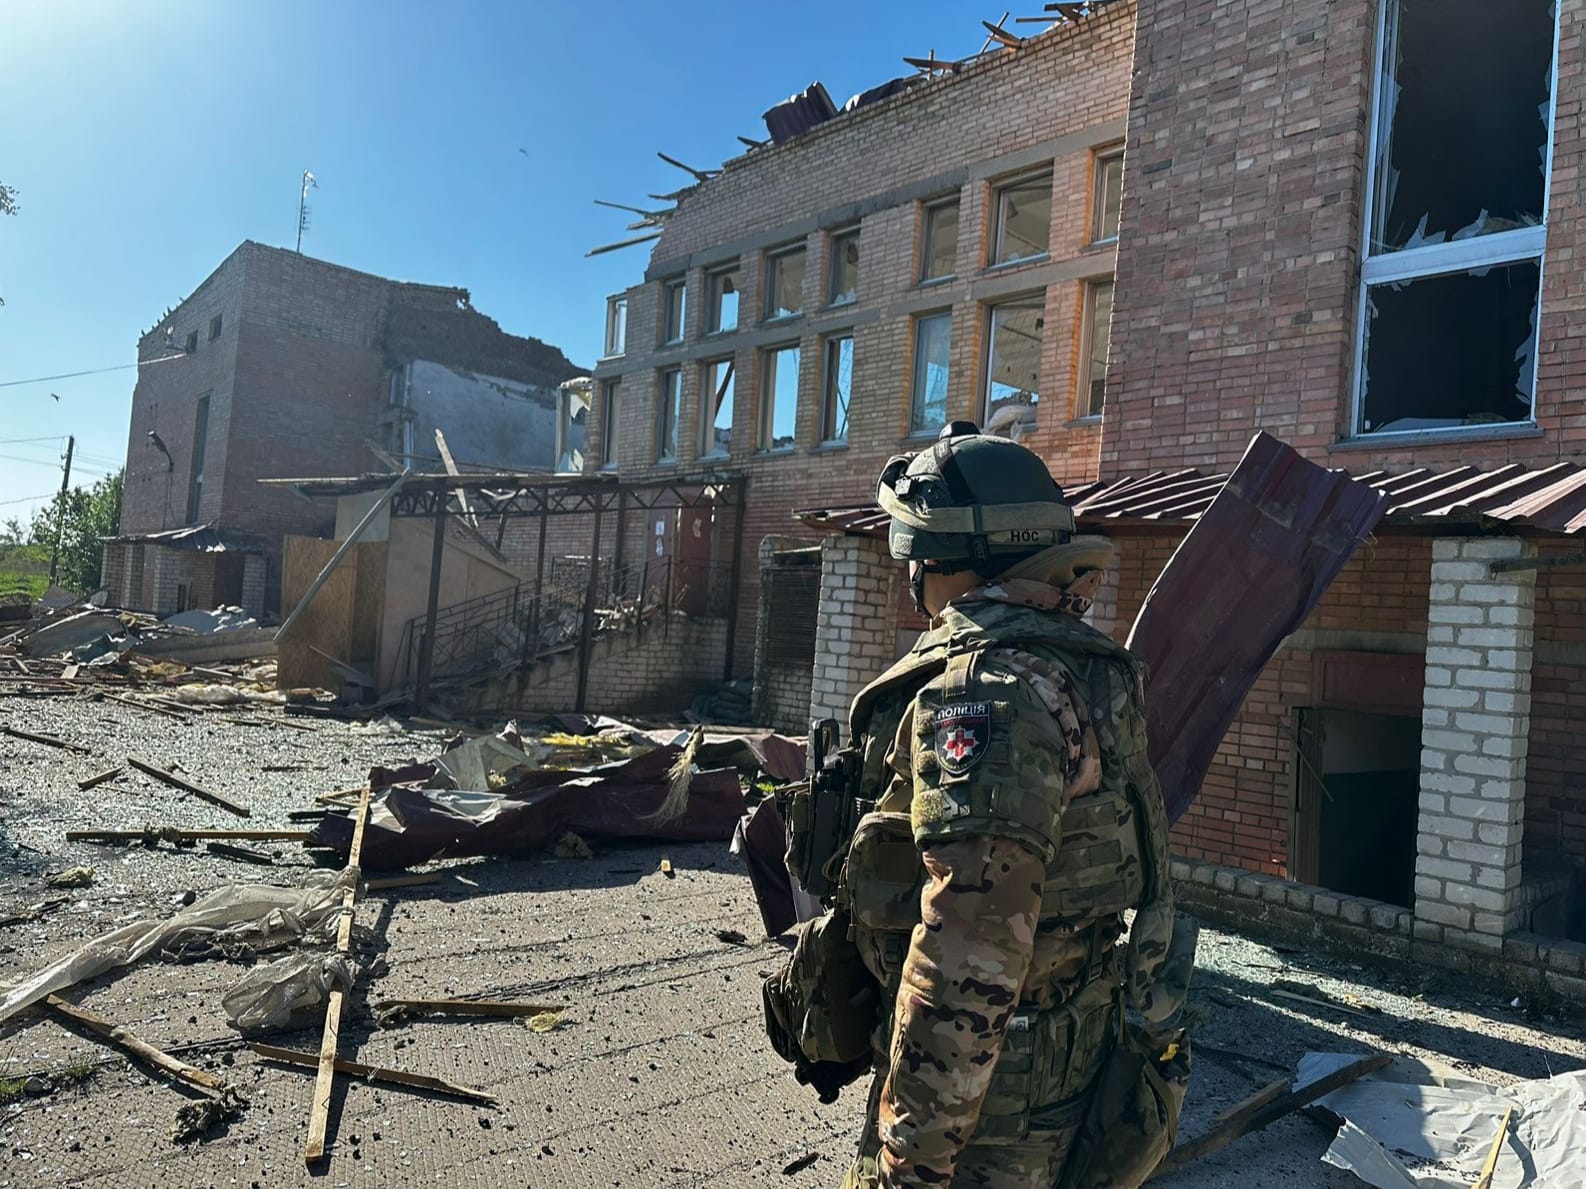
[{"xmin": 1293, "ymin": 708, "xmax": 1421, "ymax": 908}]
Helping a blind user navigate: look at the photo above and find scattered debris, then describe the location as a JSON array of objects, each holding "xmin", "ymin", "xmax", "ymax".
[
  {"xmin": 205, "ymin": 841, "xmax": 276, "ymax": 865},
  {"xmin": 363, "ymin": 872, "xmax": 442, "ymax": 892},
  {"xmin": 46, "ymin": 994, "xmax": 229, "ymax": 1094},
  {"xmin": 715, "ymin": 929, "xmax": 749, "ymax": 946},
  {"xmin": 1270, "ymin": 978, "xmax": 1383, "ymax": 1017},
  {"xmin": 1, "ymin": 722, "xmax": 92, "ymax": 754},
  {"xmin": 526, "ymin": 1011, "xmax": 564, "ymax": 1033},
  {"xmin": 553, "ymin": 832, "xmax": 594, "ymax": 860},
  {"xmin": 77, "ymin": 765, "xmax": 124, "ymax": 790},
  {"xmin": 44, "ymin": 866, "xmax": 95, "ymax": 888},
  {"xmin": 660, "ymin": 857, "xmax": 675, "ymax": 878},
  {"xmin": 1472, "ymin": 1105, "xmax": 1514, "ymax": 1189},
  {"xmin": 251, "ymin": 1043, "xmax": 496, "ymax": 1105},
  {"xmin": 373, "ymin": 998, "xmax": 563, "ymax": 1026},
  {"xmin": 127, "ymin": 755, "xmax": 251, "ymax": 818},
  {"xmin": 0, "ymin": 896, "xmax": 68, "ymax": 928},
  {"xmin": 172, "ymin": 1086, "xmax": 250, "ymax": 1145},
  {"xmin": 68, "ymin": 827, "xmax": 309, "ymax": 846},
  {"xmin": 782, "ymin": 1152, "xmax": 820, "ymax": 1176},
  {"xmin": 223, "ymin": 952, "xmax": 357, "ymax": 1033}
]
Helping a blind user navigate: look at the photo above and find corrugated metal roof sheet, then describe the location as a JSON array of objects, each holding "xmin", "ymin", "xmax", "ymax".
[{"xmin": 795, "ymin": 460, "xmax": 1586, "ymax": 539}]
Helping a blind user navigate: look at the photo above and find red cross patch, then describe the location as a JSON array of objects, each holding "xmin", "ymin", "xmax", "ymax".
[{"xmin": 932, "ymin": 702, "xmax": 990, "ymax": 775}]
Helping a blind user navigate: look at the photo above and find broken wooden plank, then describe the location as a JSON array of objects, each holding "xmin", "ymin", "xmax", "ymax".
[
  {"xmin": 67, "ymin": 828, "xmax": 308, "ymax": 844},
  {"xmin": 434, "ymin": 428, "xmax": 478, "ymax": 530},
  {"xmin": 305, "ymin": 784, "xmax": 370, "ymax": 1163},
  {"xmin": 127, "ymin": 755, "xmax": 251, "ymax": 818},
  {"xmin": 219, "ymin": 714, "xmax": 318, "ymax": 732},
  {"xmin": 1, "ymin": 723, "xmax": 91, "ymax": 754},
  {"xmin": 205, "ymin": 841, "xmax": 275, "ymax": 865},
  {"xmin": 1270, "ymin": 987, "xmax": 1375, "ymax": 1018},
  {"xmin": 47, "ymin": 994, "xmax": 229, "ymax": 1093},
  {"xmin": 314, "ymin": 786, "xmax": 365, "ymax": 806},
  {"xmin": 364, "ymin": 873, "xmax": 441, "ymax": 891},
  {"xmin": 371, "ymin": 998, "xmax": 563, "ymax": 1020},
  {"xmin": 100, "ymin": 691, "xmax": 191, "ymax": 721},
  {"xmin": 251, "ymin": 1043, "xmax": 495, "ymax": 1105},
  {"xmin": 1472, "ymin": 1104, "xmax": 1514, "ymax": 1189},
  {"xmin": 1150, "ymin": 1054, "xmax": 1390, "ymax": 1178},
  {"xmin": 1211, "ymin": 1077, "xmax": 1289, "ymax": 1127},
  {"xmin": 77, "ymin": 766, "xmax": 125, "ymax": 791}
]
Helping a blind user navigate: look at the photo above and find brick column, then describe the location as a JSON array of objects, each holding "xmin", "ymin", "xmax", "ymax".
[
  {"xmin": 149, "ymin": 546, "xmax": 180, "ymax": 615},
  {"xmin": 1415, "ymin": 537, "xmax": 1537, "ymax": 951},
  {"xmin": 809, "ymin": 535, "xmax": 901, "ymax": 727},
  {"xmin": 241, "ymin": 554, "xmax": 268, "ymax": 620}
]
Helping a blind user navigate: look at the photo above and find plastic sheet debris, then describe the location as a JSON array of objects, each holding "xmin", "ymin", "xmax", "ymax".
[
  {"xmin": 223, "ymin": 951, "xmax": 357, "ymax": 1033},
  {"xmin": 0, "ymin": 868, "xmax": 355, "ymax": 1024},
  {"xmin": 309, "ymin": 744, "xmax": 746, "ymax": 870},
  {"xmin": 1304, "ymin": 1051, "xmax": 1586, "ymax": 1188},
  {"xmin": 160, "ymin": 606, "xmax": 258, "ymax": 634},
  {"xmin": 731, "ymin": 797, "xmax": 819, "ymax": 937},
  {"xmin": 432, "ymin": 721, "xmax": 537, "ymax": 791}
]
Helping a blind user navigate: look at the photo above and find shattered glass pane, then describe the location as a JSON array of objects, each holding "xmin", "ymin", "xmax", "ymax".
[
  {"xmin": 1372, "ymin": 0, "xmax": 1555, "ymax": 253},
  {"xmin": 994, "ymin": 172, "xmax": 1053, "ymax": 265},
  {"xmin": 829, "ymin": 230, "xmax": 859, "ymax": 305},
  {"xmin": 1359, "ymin": 260, "xmax": 1539, "ymax": 434},
  {"xmin": 1085, "ymin": 279, "xmax": 1114, "ymax": 417},
  {"xmin": 984, "ymin": 295, "xmax": 1044, "ymax": 438},
  {"xmin": 765, "ymin": 248, "xmax": 806, "ymax": 319},
  {"xmin": 822, "ymin": 335, "xmax": 852, "ymax": 443},
  {"xmin": 702, "ymin": 360, "xmax": 733, "ymax": 457},
  {"xmin": 556, "ymin": 385, "xmax": 587, "ymax": 473},
  {"xmin": 708, "ymin": 267, "xmax": 739, "ymax": 333},
  {"xmin": 657, "ymin": 369, "xmax": 681, "ymax": 462},
  {"xmin": 664, "ymin": 280, "xmax": 686, "ymax": 343},
  {"xmin": 921, "ymin": 201, "xmax": 959, "ymax": 281},
  {"xmin": 911, "ymin": 313, "xmax": 951, "ymax": 435},
  {"xmin": 761, "ymin": 346, "xmax": 800, "ymax": 450}
]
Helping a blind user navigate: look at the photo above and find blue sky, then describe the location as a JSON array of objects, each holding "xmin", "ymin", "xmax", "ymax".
[{"xmin": 0, "ymin": 0, "xmax": 995, "ymax": 522}]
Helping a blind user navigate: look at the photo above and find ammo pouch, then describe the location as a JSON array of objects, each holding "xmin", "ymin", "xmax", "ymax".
[
  {"xmin": 762, "ymin": 908, "xmax": 878, "ymax": 1069},
  {"xmin": 783, "ymin": 742, "xmax": 865, "ymax": 901},
  {"xmin": 1055, "ymin": 1013, "xmax": 1192, "ymax": 1189}
]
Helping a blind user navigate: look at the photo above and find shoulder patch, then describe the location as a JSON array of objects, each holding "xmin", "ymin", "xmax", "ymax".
[{"xmin": 931, "ymin": 702, "xmax": 991, "ymax": 774}]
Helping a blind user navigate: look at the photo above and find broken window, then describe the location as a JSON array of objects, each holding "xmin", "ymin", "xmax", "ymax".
[
  {"xmin": 910, "ymin": 312, "xmax": 952, "ymax": 436},
  {"xmin": 760, "ymin": 345, "xmax": 801, "ymax": 451},
  {"xmin": 992, "ymin": 170, "xmax": 1053, "ymax": 266},
  {"xmin": 208, "ymin": 313, "xmax": 223, "ymax": 341},
  {"xmin": 920, "ymin": 199, "xmax": 960, "ymax": 282},
  {"xmin": 1092, "ymin": 148, "xmax": 1123, "ymax": 244},
  {"xmin": 555, "ymin": 383, "xmax": 588, "ymax": 474},
  {"xmin": 764, "ymin": 246, "xmax": 806, "ymax": 320},
  {"xmin": 983, "ymin": 295, "xmax": 1044, "ymax": 439},
  {"xmin": 1357, "ymin": 0, "xmax": 1556, "ymax": 435},
  {"xmin": 707, "ymin": 265, "xmax": 739, "ymax": 333},
  {"xmin": 657, "ymin": 368, "xmax": 682, "ymax": 462},
  {"xmin": 1080, "ymin": 278, "xmax": 1114, "ymax": 417},
  {"xmin": 186, "ymin": 394, "xmax": 210, "ymax": 525},
  {"xmin": 701, "ymin": 359, "xmax": 734, "ymax": 458},
  {"xmin": 828, "ymin": 229, "xmax": 859, "ymax": 305},
  {"xmin": 663, "ymin": 278, "xmax": 686, "ymax": 344},
  {"xmin": 604, "ymin": 296, "xmax": 627, "ymax": 357},
  {"xmin": 599, "ymin": 380, "xmax": 619, "ymax": 469},
  {"xmin": 821, "ymin": 334, "xmax": 853, "ymax": 444},
  {"xmin": 184, "ymin": 330, "xmax": 198, "ymax": 353}
]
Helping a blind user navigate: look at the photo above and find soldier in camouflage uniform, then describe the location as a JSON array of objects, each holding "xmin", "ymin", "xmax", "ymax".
[{"xmin": 766, "ymin": 423, "xmax": 1195, "ymax": 1189}]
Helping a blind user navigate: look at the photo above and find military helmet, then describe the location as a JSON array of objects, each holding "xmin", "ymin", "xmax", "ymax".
[{"xmin": 876, "ymin": 421, "xmax": 1074, "ymax": 573}]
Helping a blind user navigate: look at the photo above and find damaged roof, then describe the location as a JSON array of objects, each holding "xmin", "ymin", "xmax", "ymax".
[
  {"xmin": 105, "ymin": 522, "xmax": 272, "ymax": 554},
  {"xmin": 797, "ymin": 460, "xmax": 1586, "ymax": 538}
]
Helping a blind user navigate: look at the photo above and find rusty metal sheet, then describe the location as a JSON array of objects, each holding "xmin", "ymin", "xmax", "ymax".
[{"xmin": 1124, "ymin": 432, "xmax": 1390, "ymax": 824}]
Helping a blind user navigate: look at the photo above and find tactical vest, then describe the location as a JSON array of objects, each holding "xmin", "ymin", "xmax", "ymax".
[{"xmin": 835, "ymin": 597, "xmax": 1171, "ymax": 1017}]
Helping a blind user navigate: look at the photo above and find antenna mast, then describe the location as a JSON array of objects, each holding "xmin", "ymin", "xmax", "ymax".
[{"xmin": 296, "ymin": 169, "xmax": 318, "ymax": 253}]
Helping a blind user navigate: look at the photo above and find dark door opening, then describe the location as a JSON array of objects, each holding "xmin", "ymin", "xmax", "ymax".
[
  {"xmin": 1293, "ymin": 708, "xmax": 1421, "ymax": 908},
  {"xmin": 212, "ymin": 554, "xmax": 245, "ymax": 607}
]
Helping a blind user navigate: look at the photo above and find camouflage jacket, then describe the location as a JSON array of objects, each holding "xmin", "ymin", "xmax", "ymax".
[{"xmin": 837, "ymin": 577, "xmax": 1179, "ymax": 1188}]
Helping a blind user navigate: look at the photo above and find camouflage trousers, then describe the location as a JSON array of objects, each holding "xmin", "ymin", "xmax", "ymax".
[{"xmin": 839, "ymin": 1073, "xmax": 1084, "ymax": 1189}]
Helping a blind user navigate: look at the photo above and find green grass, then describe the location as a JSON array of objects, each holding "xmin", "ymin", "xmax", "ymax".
[{"xmin": 0, "ymin": 541, "xmax": 50, "ymax": 600}]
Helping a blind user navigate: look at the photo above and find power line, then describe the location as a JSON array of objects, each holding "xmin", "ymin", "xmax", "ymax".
[
  {"xmin": 0, "ymin": 436, "xmax": 65, "ymax": 446},
  {"xmin": 0, "ymin": 352, "xmax": 189, "ymax": 389},
  {"xmin": 0, "ymin": 491, "xmax": 59, "ymax": 507}
]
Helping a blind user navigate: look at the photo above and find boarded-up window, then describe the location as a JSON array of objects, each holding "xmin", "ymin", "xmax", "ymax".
[{"xmin": 764, "ymin": 565, "xmax": 820, "ymax": 665}]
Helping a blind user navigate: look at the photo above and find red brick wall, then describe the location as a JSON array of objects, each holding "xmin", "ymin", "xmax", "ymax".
[
  {"xmin": 1526, "ymin": 540, "xmax": 1586, "ymax": 861},
  {"xmin": 1107, "ymin": 0, "xmax": 1586, "ymax": 477}
]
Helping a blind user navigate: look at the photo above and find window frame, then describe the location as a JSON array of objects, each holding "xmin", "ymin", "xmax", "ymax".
[
  {"xmin": 186, "ymin": 393, "xmax": 211, "ymax": 525},
  {"xmin": 699, "ymin": 357, "xmax": 736, "ymax": 459},
  {"xmin": 990, "ymin": 169, "xmax": 1055, "ymax": 268},
  {"xmin": 758, "ymin": 343, "xmax": 802, "ymax": 453},
  {"xmin": 827, "ymin": 227, "xmax": 860, "ymax": 307},
  {"xmin": 820, "ymin": 333, "xmax": 854, "ymax": 445},
  {"xmin": 763, "ymin": 244, "xmax": 808, "ymax": 322},
  {"xmin": 1347, "ymin": 0, "xmax": 1560, "ymax": 441},
  {"xmin": 1077, "ymin": 277, "xmax": 1115, "ymax": 421},
  {"xmin": 208, "ymin": 313, "xmax": 224, "ymax": 341},
  {"xmin": 706, "ymin": 264, "xmax": 741, "ymax": 335},
  {"xmin": 554, "ymin": 383, "xmax": 590, "ymax": 475},
  {"xmin": 981, "ymin": 293, "xmax": 1047, "ymax": 434},
  {"xmin": 184, "ymin": 330, "xmax": 199, "ymax": 354},
  {"xmin": 662, "ymin": 278, "xmax": 687, "ymax": 344},
  {"xmin": 656, "ymin": 368, "xmax": 683, "ymax": 464},
  {"xmin": 909, "ymin": 311, "xmax": 954, "ymax": 438},
  {"xmin": 1090, "ymin": 146, "xmax": 1125, "ymax": 246},
  {"xmin": 919, "ymin": 197, "xmax": 961, "ymax": 284},
  {"xmin": 599, "ymin": 379, "xmax": 619, "ymax": 470},
  {"xmin": 604, "ymin": 295, "xmax": 628, "ymax": 358}
]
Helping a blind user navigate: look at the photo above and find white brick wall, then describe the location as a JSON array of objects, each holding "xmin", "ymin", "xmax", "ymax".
[
  {"xmin": 809, "ymin": 536, "xmax": 901, "ymax": 727},
  {"xmin": 1415, "ymin": 537, "xmax": 1536, "ymax": 950}
]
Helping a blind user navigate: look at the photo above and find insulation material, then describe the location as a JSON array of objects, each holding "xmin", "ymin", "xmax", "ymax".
[{"xmin": 223, "ymin": 951, "xmax": 357, "ymax": 1033}]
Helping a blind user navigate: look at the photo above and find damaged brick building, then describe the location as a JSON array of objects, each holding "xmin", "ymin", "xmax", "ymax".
[
  {"xmin": 106, "ymin": 240, "xmax": 583, "ymax": 617},
  {"xmin": 572, "ymin": 0, "xmax": 1586, "ymax": 996}
]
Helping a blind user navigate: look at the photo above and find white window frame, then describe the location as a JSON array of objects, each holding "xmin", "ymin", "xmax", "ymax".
[
  {"xmin": 820, "ymin": 333, "xmax": 854, "ymax": 444},
  {"xmin": 554, "ymin": 383, "xmax": 589, "ymax": 475},
  {"xmin": 763, "ymin": 244, "xmax": 807, "ymax": 321},
  {"xmin": 662, "ymin": 278, "xmax": 686, "ymax": 344},
  {"xmin": 828, "ymin": 228, "xmax": 860, "ymax": 306},
  {"xmin": 981, "ymin": 294, "xmax": 1046, "ymax": 434},
  {"xmin": 920, "ymin": 197, "xmax": 961, "ymax": 283},
  {"xmin": 700, "ymin": 358, "xmax": 735, "ymax": 459},
  {"xmin": 1090, "ymin": 146, "xmax": 1124, "ymax": 246},
  {"xmin": 910, "ymin": 311, "xmax": 953, "ymax": 437},
  {"xmin": 1077, "ymin": 277, "xmax": 1115, "ymax": 420},
  {"xmin": 706, "ymin": 265, "xmax": 740, "ymax": 334},
  {"xmin": 758, "ymin": 344, "xmax": 801, "ymax": 452},
  {"xmin": 656, "ymin": 368, "xmax": 682, "ymax": 463},
  {"xmin": 604, "ymin": 295, "xmax": 628, "ymax": 358},
  {"xmin": 991, "ymin": 169, "xmax": 1054, "ymax": 267},
  {"xmin": 1348, "ymin": 0, "xmax": 1560, "ymax": 441}
]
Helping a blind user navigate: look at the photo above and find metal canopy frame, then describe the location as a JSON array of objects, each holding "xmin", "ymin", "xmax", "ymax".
[{"xmin": 264, "ymin": 471, "xmax": 749, "ymax": 712}]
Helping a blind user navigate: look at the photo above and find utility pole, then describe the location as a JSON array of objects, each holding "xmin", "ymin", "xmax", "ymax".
[
  {"xmin": 47, "ymin": 434, "xmax": 74, "ymax": 586},
  {"xmin": 296, "ymin": 169, "xmax": 317, "ymax": 253}
]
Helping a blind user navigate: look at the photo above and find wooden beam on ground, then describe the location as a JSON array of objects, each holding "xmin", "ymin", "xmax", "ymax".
[
  {"xmin": 100, "ymin": 691, "xmax": 191, "ymax": 721},
  {"xmin": 252, "ymin": 1043, "xmax": 495, "ymax": 1105},
  {"xmin": 67, "ymin": 828, "xmax": 309, "ymax": 844},
  {"xmin": 205, "ymin": 841, "xmax": 275, "ymax": 865},
  {"xmin": 1211, "ymin": 1077, "xmax": 1289, "ymax": 1126},
  {"xmin": 127, "ymin": 755, "xmax": 251, "ymax": 818},
  {"xmin": 77, "ymin": 766, "xmax": 125, "ymax": 791},
  {"xmin": 1, "ymin": 723, "xmax": 91, "ymax": 754},
  {"xmin": 47, "ymin": 995, "xmax": 229, "ymax": 1093},
  {"xmin": 1472, "ymin": 1105, "xmax": 1514, "ymax": 1189},
  {"xmin": 364, "ymin": 873, "xmax": 441, "ymax": 891},
  {"xmin": 304, "ymin": 785, "xmax": 371, "ymax": 1163},
  {"xmin": 1150, "ymin": 1054, "xmax": 1390, "ymax": 1178},
  {"xmin": 371, "ymin": 998, "xmax": 563, "ymax": 1020}
]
